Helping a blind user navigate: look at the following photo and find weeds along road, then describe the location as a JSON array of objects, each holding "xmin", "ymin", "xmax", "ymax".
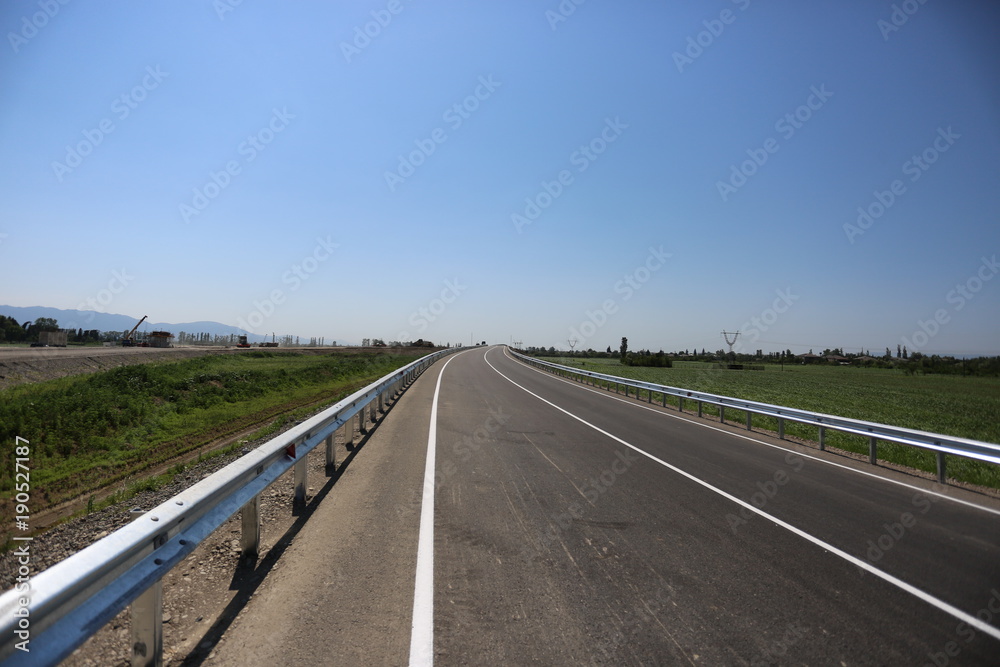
[{"xmin": 209, "ymin": 346, "xmax": 1000, "ymax": 665}]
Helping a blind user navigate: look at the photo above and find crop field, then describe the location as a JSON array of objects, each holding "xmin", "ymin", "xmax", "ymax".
[
  {"xmin": 0, "ymin": 350, "xmax": 428, "ymax": 521},
  {"xmin": 538, "ymin": 357, "xmax": 1000, "ymax": 488}
]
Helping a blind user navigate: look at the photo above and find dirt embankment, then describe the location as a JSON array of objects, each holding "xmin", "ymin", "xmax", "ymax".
[
  {"xmin": 0, "ymin": 346, "xmax": 232, "ymax": 390},
  {"xmin": 0, "ymin": 345, "xmax": 360, "ymax": 390}
]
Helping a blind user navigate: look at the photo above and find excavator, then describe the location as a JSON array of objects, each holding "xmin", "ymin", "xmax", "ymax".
[{"xmin": 121, "ymin": 315, "xmax": 148, "ymax": 347}]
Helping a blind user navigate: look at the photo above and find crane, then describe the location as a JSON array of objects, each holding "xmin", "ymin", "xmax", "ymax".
[{"xmin": 122, "ymin": 315, "xmax": 148, "ymax": 347}]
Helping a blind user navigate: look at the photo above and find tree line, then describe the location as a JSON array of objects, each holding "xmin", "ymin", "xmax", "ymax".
[{"xmin": 519, "ymin": 336, "xmax": 1000, "ymax": 377}]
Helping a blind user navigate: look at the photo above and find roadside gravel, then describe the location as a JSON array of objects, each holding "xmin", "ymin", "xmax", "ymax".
[{"xmin": 1, "ymin": 412, "xmax": 352, "ymax": 666}]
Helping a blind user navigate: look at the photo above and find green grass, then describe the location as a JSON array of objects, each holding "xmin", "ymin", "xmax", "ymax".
[
  {"xmin": 541, "ymin": 357, "xmax": 1000, "ymax": 487},
  {"xmin": 0, "ymin": 350, "xmax": 426, "ymax": 513}
]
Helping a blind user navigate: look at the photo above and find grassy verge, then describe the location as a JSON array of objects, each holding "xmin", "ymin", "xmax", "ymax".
[
  {"xmin": 537, "ymin": 356, "xmax": 1000, "ymax": 488},
  {"xmin": 0, "ymin": 350, "xmax": 427, "ymax": 522}
]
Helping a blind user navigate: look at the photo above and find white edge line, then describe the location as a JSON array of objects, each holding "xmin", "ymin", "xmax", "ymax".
[
  {"xmin": 502, "ymin": 347, "xmax": 1000, "ymax": 518},
  {"xmin": 409, "ymin": 350, "xmax": 467, "ymax": 666},
  {"xmin": 485, "ymin": 349, "xmax": 1000, "ymax": 642}
]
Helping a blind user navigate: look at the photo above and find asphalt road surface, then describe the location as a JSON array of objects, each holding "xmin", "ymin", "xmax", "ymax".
[{"xmin": 210, "ymin": 346, "xmax": 1000, "ymax": 665}]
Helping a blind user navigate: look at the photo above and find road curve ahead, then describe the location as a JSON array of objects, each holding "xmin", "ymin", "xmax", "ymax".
[{"xmin": 213, "ymin": 345, "xmax": 1000, "ymax": 665}]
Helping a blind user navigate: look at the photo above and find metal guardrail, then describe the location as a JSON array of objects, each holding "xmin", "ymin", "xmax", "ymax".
[
  {"xmin": 0, "ymin": 347, "xmax": 458, "ymax": 666},
  {"xmin": 511, "ymin": 351, "xmax": 1000, "ymax": 481}
]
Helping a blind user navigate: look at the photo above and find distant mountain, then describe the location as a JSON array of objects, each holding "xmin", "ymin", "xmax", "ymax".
[{"xmin": 0, "ymin": 305, "xmax": 263, "ymax": 340}]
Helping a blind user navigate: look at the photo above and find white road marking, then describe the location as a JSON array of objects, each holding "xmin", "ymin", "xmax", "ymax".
[
  {"xmin": 485, "ymin": 349, "xmax": 1000, "ymax": 642},
  {"xmin": 409, "ymin": 351, "xmax": 467, "ymax": 666},
  {"xmin": 502, "ymin": 347, "xmax": 1000, "ymax": 518}
]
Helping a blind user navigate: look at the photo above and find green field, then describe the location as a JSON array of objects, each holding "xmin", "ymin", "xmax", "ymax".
[
  {"xmin": 0, "ymin": 350, "xmax": 427, "ymax": 515},
  {"xmin": 537, "ymin": 357, "xmax": 1000, "ymax": 487}
]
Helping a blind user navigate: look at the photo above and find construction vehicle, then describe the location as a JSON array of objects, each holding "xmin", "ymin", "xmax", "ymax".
[
  {"xmin": 236, "ymin": 335, "xmax": 251, "ymax": 348},
  {"xmin": 259, "ymin": 332, "xmax": 279, "ymax": 348},
  {"xmin": 121, "ymin": 315, "xmax": 148, "ymax": 347}
]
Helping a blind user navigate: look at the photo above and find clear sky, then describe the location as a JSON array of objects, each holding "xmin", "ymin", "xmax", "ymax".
[{"xmin": 2, "ymin": 1, "xmax": 998, "ymax": 354}]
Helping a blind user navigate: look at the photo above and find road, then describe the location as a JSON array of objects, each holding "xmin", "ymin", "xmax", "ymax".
[{"xmin": 209, "ymin": 346, "xmax": 1000, "ymax": 665}]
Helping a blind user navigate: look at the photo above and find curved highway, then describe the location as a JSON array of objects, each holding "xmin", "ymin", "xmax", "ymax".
[{"xmin": 210, "ymin": 345, "xmax": 1000, "ymax": 665}]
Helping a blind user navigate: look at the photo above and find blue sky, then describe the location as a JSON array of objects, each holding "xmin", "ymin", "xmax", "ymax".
[{"xmin": 2, "ymin": 1, "xmax": 998, "ymax": 354}]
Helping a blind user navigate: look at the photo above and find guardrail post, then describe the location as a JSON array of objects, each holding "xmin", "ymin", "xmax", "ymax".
[
  {"xmin": 369, "ymin": 398, "xmax": 377, "ymax": 424},
  {"xmin": 697, "ymin": 401, "xmax": 703, "ymax": 418},
  {"xmin": 936, "ymin": 450, "xmax": 947, "ymax": 484},
  {"xmin": 357, "ymin": 406, "xmax": 367, "ymax": 435},
  {"xmin": 818, "ymin": 426, "xmax": 825, "ymax": 451},
  {"xmin": 241, "ymin": 481, "xmax": 262, "ymax": 560},
  {"xmin": 720, "ymin": 406, "xmax": 725, "ymax": 423},
  {"xmin": 869, "ymin": 436, "xmax": 877, "ymax": 465},
  {"xmin": 294, "ymin": 434, "xmax": 308, "ymax": 508},
  {"xmin": 778, "ymin": 418, "xmax": 784, "ymax": 440},
  {"xmin": 344, "ymin": 413, "xmax": 355, "ymax": 448},
  {"xmin": 130, "ymin": 509, "xmax": 163, "ymax": 667},
  {"xmin": 325, "ymin": 431, "xmax": 337, "ymax": 472},
  {"xmin": 746, "ymin": 411, "xmax": 752, "ymax": 431},
  {"xmin": 625, "ymin": 385, "xmax": 629, "ymax": 398},
  {"xmin": 647, "ymin": 390, "xmax": 652, "ymax": 404}
]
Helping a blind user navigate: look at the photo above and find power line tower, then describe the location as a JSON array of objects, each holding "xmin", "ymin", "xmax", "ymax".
[
  {"xmin": 721, "ymin": 330, "xmax": 741, "ymax": 355},
  {"xmin": 567, "ymin": 338, "xmax": 577, "ymax": 351}
]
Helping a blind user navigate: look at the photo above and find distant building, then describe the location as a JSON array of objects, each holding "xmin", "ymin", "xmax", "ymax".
[
  {"xmin": 149, "ymin": 331, "xmax": 174, "ymax": 348},
  {"xmin": 38, "ymin": 330, "xmax": 68, "ymax": 347}
]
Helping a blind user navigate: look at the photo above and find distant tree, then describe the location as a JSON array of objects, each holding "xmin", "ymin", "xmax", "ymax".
[
  {"xmin": 902, "ymin": 345, "xmax": 908, "ymax": 359},
  {"xmin": 606, "ymin": 345, "xmax": 612, "ymax": 354},
  {"xmin": 620, "ymin": 337, "xmax": 628, "ymax": 364},
  {"xmin": 897, "ymin": 344, "xmax": 902, "ymax": 358}
]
